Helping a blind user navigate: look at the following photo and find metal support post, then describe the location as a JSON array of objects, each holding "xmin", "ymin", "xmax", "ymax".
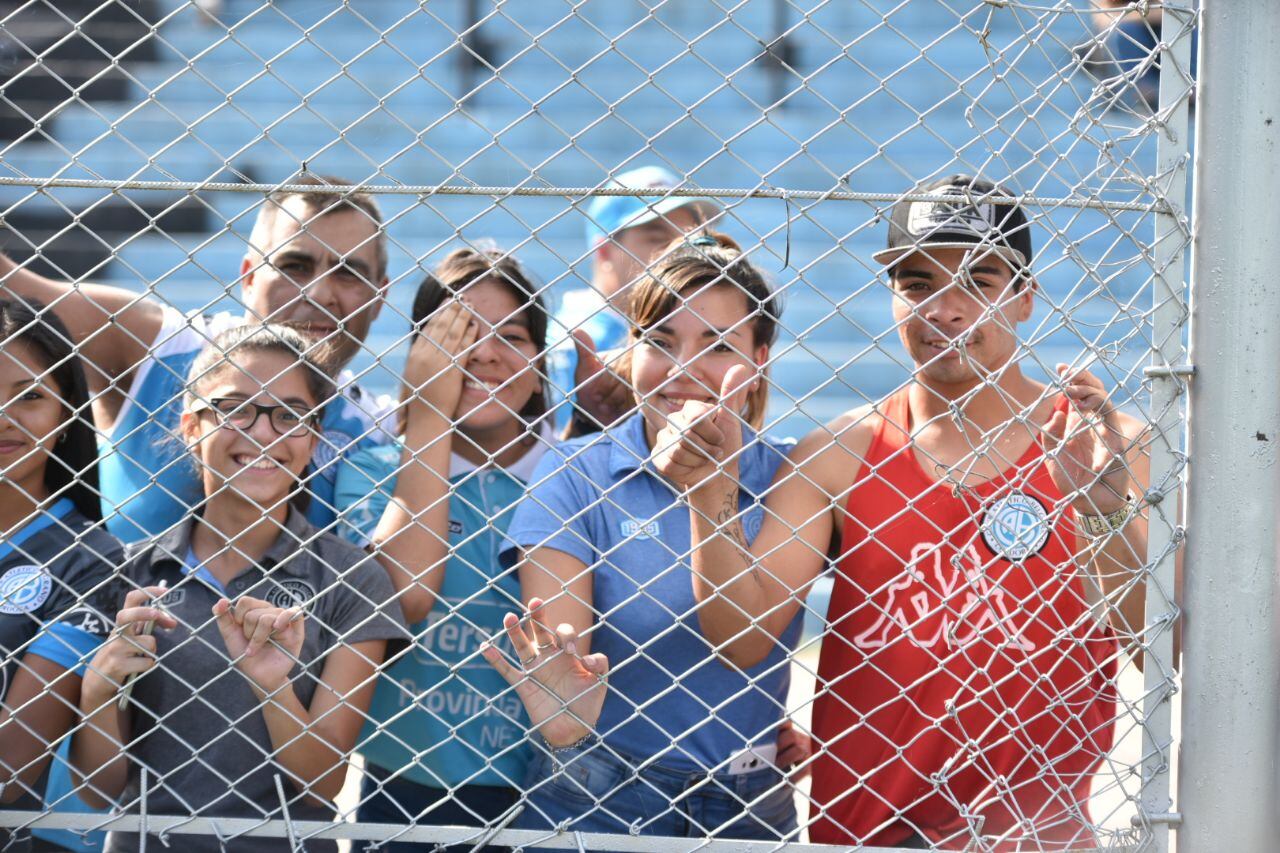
[
  {"xmin": 1180, "ymin": 1, "xmax": 1280, "ymax": 849},
  {"xmin": 1136, "ymin": 5, "xmax": 1196, "ymax": 852}
]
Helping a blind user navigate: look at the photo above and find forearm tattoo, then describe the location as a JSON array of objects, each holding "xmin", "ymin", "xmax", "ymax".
[{"xmin": 715, "ymin": 489, "xmax": 751, "ymax": 557}]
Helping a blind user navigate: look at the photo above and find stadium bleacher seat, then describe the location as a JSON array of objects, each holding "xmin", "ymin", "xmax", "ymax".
[{"xmin": 0, "ymin": 0, "xmax": 1156, "ymax": 436}]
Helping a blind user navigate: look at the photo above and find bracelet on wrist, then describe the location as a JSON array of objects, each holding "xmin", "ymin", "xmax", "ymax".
[
  {"xmin": 1076, "ymin": 493, "xmax": 1136, "ymax": 538},
  {"xmin": 542, "ymin": 731, "xmax": 595, "ymax": 754}
]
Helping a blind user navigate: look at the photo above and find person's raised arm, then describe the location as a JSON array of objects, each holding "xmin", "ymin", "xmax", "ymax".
[
  {"xmin": 365, "ymin": 302, "xmax": 477, "ymax": 624},
  {"xmin": 0, "ymin": 251, "xmax": 162, "ymax": 394},
  {"xmin": 482, "ymin": 594, "xmax": 608, "ymax": 749},
  {"xmin": 563, "ymin": 330, "xmax": 633, "ymax": 439},
  {"xmin": 1045, "ymin": 365, "xmax": 1171, "ymax": 660},
  {"xmin": 652, "ymin": 365, "xmax": 861, "ymax": 669},
  {"xmin": 479, "ymin": 547, "xmax": 602, "ymax": 747},
  {"xmin": 518, "ymin": 546, "xmax": 594, "ymax": 656}
]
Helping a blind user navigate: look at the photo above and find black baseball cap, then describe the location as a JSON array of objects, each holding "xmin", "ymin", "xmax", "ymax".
[{"xmin": 873, "ymin": 174, "xmax": 1033, "ymax": 272}]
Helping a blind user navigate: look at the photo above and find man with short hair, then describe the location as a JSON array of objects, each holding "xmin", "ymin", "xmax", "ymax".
[
  {"xmin": 655, "ymin": 174, "xmax": 1152, "ymax": 848},
  {"xmin": 0, "ymin": 175, "xmax": 395, "ymax": 541},
  {"xmin": 548, "ymin": 165, "xmax": 719, "ymax": 434}
]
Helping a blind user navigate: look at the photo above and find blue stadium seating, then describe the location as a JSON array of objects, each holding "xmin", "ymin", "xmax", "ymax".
[{"xmin": 0, "ymin": 0, "xmax": 1161, "ymax": 438}]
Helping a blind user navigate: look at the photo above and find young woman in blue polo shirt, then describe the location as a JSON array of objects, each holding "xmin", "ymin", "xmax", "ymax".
[
  {"xmin": 484, "ymin": 233, "xmax": 805, "ymax": 843},
  {"xmin": 332, "ymin": 246, "xmax": 552, "ymax": 850},
  {"xmin": 0, "ymin": 299, "xmax": 120, "ymax": 853}
]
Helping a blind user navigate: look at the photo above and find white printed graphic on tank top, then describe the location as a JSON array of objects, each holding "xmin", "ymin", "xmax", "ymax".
[{"xmin": 853, "ymin": 541, "xmax": 1036, "ymax": 652}]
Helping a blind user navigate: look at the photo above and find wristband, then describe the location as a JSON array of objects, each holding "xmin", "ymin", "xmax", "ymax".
[
  {"xmin": 1076, "ymin": 494, "xmax": 1135, "ymax": 538},
  {"xmin": 543, "ymin": 731, "xmax": 595, "ymax": 754}
]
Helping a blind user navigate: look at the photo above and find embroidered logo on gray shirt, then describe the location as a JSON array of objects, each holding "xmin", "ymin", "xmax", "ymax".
[{"xmin": 263, "ymin": 579, "xmax": 316, "ymax": 611}]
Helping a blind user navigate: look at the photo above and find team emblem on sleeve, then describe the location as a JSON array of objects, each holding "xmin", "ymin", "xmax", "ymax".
[
  {"xmin": 0, "ymin": 565, "xmax": 53, "ymax": 615},
  {"xmin": 981, "ymin": 491, "xmax": 1051, "ymax": 561}
]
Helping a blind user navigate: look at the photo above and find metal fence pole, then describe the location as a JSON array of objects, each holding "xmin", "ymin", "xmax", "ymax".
[
  {"xmin": 1180, "ymin": 1, "xmax": 1280, "ymax": 849},
  {"xmin": 1137, "ymin": 4, "xmax": 1196, "ymax": 850}
]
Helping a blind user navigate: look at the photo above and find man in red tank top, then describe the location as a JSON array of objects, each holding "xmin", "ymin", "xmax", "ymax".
[{"xmin": 653, "ymin": 175, "xmax": 1152, "ymax": 850}]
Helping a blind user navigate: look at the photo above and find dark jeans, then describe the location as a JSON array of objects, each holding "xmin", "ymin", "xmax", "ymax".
[
  {"xmin": 357, "ymin": 764, "xmax": 518, "ymax": 853},
  {"xmin": 516, "ymin": 743, "xmax": 797, "ymax": 848}
]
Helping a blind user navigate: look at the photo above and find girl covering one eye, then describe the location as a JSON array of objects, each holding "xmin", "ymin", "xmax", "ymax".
[{"xmin": 331, "ymin": 244, "xmax": 555, "ymax": 844}]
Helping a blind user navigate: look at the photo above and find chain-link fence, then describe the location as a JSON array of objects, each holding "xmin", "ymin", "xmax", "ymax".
[{"xmin": 0, "ymin": 1, "xmax": 1199, "ymax": 851}]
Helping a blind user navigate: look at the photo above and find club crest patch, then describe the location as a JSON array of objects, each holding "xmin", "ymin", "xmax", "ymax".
[
  {"xmin": 981, "ymin": 491, "xmax": 1051, "ymax": 562},
  {"xmin": 0, "ymin": 565, "xmax": 53, "ymax": 615},
  {"xmin": 263, "ymin": 579, "xmax": 316, "ymax": 611}
]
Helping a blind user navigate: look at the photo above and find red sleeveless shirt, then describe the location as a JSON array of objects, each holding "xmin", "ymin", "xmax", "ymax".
[{"xmin": 809, "ymin": 389, "xmax": 1118, "ymax": 850}]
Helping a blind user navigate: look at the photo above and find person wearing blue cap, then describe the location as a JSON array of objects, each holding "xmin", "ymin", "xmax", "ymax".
[{"xmin": 547, "ymin": 166, "xmax": 720, "ymax": 436}]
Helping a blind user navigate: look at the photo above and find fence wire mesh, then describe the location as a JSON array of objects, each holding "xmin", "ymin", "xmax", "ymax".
[{"xmin": 0, "ymin": 1, "xmax": 1195, "ymax": 851}]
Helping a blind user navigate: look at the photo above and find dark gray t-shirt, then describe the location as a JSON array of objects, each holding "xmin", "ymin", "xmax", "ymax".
[{"xmin": 104, "ymin": 509, "xmax": 406, "ymax": 853}]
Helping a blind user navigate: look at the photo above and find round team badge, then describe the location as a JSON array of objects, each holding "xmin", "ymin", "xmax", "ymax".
[
  {"xmin": 264, "ymin": 579, "xmax": 316, "ymax": 611},
  {"xmin": 981, "ymin": 491, "xmax": 1051, "ymax": 562},
  {"xmin": 0, "ymin": 565, "xmax": 53, "ymax": 615}
]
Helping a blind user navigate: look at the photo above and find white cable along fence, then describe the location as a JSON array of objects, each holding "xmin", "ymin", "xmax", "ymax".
[{"xmin": 0, "ymin": 1, "xmax": 1211, "ymax": 851}]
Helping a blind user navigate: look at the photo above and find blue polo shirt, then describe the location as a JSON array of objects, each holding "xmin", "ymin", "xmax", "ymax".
[
  {"xmin": 98, "ymin": 308, "xmax": 396, "ymax": 543},
  {"xmin": 503, "ymin": 413, "xmax": 801, "ymax": 771},
  {"xmin": 333, "ymin": 432, "xmax": 552, "ymax": 789}
]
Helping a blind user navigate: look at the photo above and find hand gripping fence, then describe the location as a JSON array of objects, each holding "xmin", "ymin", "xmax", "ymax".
[{"xmin": 0, "ymin": 1, "xmax": 1202, "ymax": 851}]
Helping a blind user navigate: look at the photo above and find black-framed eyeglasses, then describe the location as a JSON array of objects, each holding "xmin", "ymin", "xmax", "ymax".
[{"xmin": 191, "ymin": 397, "xmax": 316, "ymax": 437}]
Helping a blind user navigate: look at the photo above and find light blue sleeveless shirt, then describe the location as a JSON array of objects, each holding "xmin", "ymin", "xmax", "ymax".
[
  {"xmin": 334, "ymin": 433, "xmax": 550, "ymax": 789},
  {"xmin": 99, "ymin": 308, "xmax": 396, "ymax": 542}
]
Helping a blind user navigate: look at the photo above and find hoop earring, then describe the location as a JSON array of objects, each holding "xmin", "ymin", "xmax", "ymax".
[{"xmin": 57, "ymin": 432, "xmax": 67, "ymax": 444}]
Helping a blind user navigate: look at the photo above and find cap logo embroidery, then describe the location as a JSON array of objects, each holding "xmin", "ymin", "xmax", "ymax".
[{"xmin": 906, "ymin": 198, "xmax": 995, "ymax": 238}]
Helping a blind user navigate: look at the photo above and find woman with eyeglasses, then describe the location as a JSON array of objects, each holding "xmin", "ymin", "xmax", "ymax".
[{"xmin": 71, "ymin": 324, "xmax": 406, "ymax": 853}]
